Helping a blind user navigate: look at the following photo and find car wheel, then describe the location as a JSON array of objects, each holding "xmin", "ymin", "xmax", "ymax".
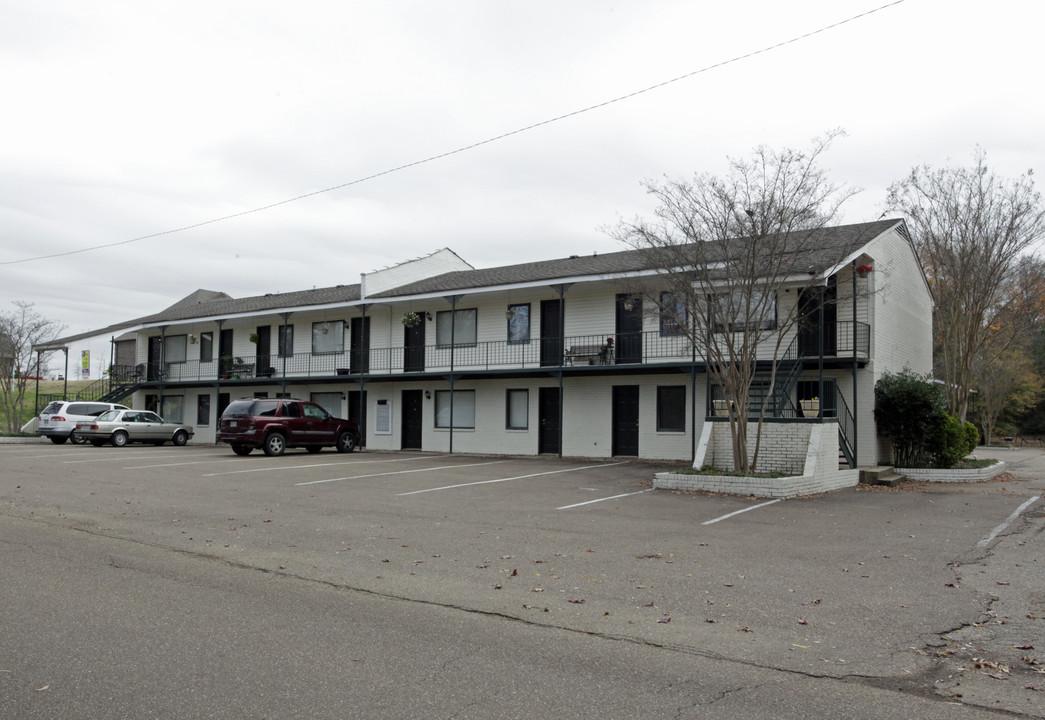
[
  {"xmin": 336, "ymin": 431, "xmax": 357, "ymax": 453},
  {"xmin": 49, "ymin": 436, "xmax": 68, "ymax": 445},
  {"xmin": 172, "ymin": 430, "xmax": 188, "ymax": 446},
  {"xmin": 70, "ymin": 431, "xmax": 87, "ymax": 445},
  {"xmin": 306, "ymin": 445, "xmax": 322, "ymax": 454},
  {"xmin": 263, "ymin": 433, "xmax": 286, "ymax": 456},
  {"xmin": 90, "ymin": 440, "xmax": 105, "ymax": 447},
  {"xmin": 111, "ymin": 431, "xmax": 129, "ymax": 448},
  {"xmin": 231, "ymin": 444, "xmax": 253, "ymax": 456}
]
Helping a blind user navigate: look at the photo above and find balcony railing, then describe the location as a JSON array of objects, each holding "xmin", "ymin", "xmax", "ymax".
[{"xmin": 128, "ymin": 322, "xmax": 869, "ymax": 385}]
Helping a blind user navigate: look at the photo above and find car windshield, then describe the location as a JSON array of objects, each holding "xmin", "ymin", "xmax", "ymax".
[{"xmin": 96, "ymin": 410, "xmax": 120, "ymax": 422}]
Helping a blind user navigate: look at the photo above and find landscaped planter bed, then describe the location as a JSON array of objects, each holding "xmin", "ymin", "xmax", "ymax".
[{"xmin": 897, "ymin": 461, "xmax": 1006, "ymax": 483}]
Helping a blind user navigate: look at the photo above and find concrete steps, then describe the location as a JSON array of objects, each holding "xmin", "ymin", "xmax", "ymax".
[{"xmin": 859, "ymin": 466, "xmax": 907, "ymax": 487}]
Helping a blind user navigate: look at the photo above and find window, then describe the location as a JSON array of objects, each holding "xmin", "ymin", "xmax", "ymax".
[
  {"xmin": 278, "ymin": 325, "xmax": 294, "ymax": 357},
  {"xmin": 197, "ymin": 394, "xmax": 210, "ymax": 426},
  {"xmin": 656, "ymin": 386, "xmax": 686, "ymax": 432},
  {"xmin": 436, "ymin": 309, "xmax": 477, "ymax": 347},
  {"xmin": 312, "ymin": 321, "xmax": 344, "ymax": 355},
  {"xmin": 712, "ymin": 290, "xmax": 777, "ymax": 332},
  {"xmin": 162, "ymin": 395, "xmax": 184, "ymax": 423},
  {"xmin": 165, "ymin": 335, "xmax": 187, "ymax": 363},
  {"xmin": 659, "ymin": 292, "xmax": 687, "ymax": 336},
  {"xmin": 507, "ymin": 304, "xmax": 530, "ymax": 344},
  {"xmin": 506, "ymin": 389, "xmax": 528, "ymax": 429},
  {"xmin": 435, "ymin": 390, "xmax": 475, "ymax": 429},
  {"xmin": 199, "ymin": 332, "xmax": 213, "ymax": 363}
]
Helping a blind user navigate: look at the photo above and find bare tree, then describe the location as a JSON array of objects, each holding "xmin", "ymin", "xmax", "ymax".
[
  {"xmin": 610, "ymin": 132, "xmax": 857, "ymax": 473},
  {"xmin": 0, "ymin": 301, "xmax": 64, "ymax": 433},
  {"xmin": 887, "ymin": 149, "xmax": 1045, "ymax": 421},
  {"xmin": 971, "ymin": 344, "xmax": 1040, "ymax": 445}
]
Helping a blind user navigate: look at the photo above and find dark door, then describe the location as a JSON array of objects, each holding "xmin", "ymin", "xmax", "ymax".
[
  {"xmin": 615, "ymin": 295, "xmax": 643, "ymax": 364},
  {"xmin": 350, "ymin": 317, "xmax": 371, "ymax": 374},
  {"xmin": 348, "ymin": 390, "xmax": 367, "ymax": 447},
  {"xmin": 219, "ymin": 328, "xmax": 234, "ymax": 377},
  {"xmin": 538, "ymin": 387, "xmax": 561, "ymax": 454},
  {"xmin": 404, "ymin": 316, "xmax": 426, "ymax": 373},
  {"xmin": 798, "ymin": 280, "xmax": 837, "ymax": 357},
  {"xmin": 612, "ymin": 385, "xmax": 640, "ymax": 456},
  {"xmin": 540, "ymin": 299, "xmax": 563, "ymax": 366},
  {"xmin": 401, "ymin": 389, "xmax": 423, "ymax": 449},
  {"xmin": 255, "ymin": 325, "xmax": 271, "ymax": 375},
  {"xmin": 147, "ymin": 337, "xmax": 162, "ymax": 381}
]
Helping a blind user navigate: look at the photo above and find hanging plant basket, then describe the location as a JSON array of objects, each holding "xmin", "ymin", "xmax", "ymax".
[
  {"xmin": 856, "ymin": 264, "xmax": 873, "ymax": 278},
  {"xmin": 402, "ymin": 312, "xmax": 421, "ymax": 328}
]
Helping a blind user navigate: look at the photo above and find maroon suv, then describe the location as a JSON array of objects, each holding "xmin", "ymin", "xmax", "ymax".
[{"xmin": 217, "ymin": 398, "xmax": 361, "ymax": 456}]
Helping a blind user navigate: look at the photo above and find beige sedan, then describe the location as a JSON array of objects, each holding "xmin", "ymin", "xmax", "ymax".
[{"xmin": 76, "ymin": 409, "xmax": 194, "ymax": 447}]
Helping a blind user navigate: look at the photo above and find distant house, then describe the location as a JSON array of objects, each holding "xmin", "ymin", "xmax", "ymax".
[{"xmin": 48, "ymin": 220, "xmax": 931, "ymax": 491}]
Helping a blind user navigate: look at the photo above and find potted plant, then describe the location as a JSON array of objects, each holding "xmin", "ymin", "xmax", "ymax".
[
  {"xmin": 800, "ymin": 397, "xmax": 820, "ymax": 416},
  {"xmin": 402, "ymin": 312, "xmax": 421, "ymax": 328},
  {"xmin": 712, "ymin": 399, "xmax": 730, "ymax": 416},
  {"xmin": 249, "ymin": 332, "xmax": 259, "ymax": 344},
  {"xmin": 856, "ymin": 264, "xmax": 873, "ymax": 278}
]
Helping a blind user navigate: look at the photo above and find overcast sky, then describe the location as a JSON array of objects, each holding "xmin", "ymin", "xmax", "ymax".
[{"xmin": 2, "ymin": 0, "xmax": 1042, "ymax": 376}]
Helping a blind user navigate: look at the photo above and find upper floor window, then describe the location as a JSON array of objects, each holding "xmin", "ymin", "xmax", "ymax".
[
  {"xmin": 507, "ymin": 304, "xmax": 530, "ymax": 344},
  {"xmin": 199, "ymin": 332, "xmax": 213, "ymax": 363},
  {"xmin": 278, "ymin": 325, "xmax": 294, "ymax": 357},
  {"xmin": 436, "ymin": 309, "xmax": 477, "ymax": 347},
  {"xmin": 712, "ymin": 290, "xmax": 777, "ymax": 332},
  {"xmin": 165, "ymin": 335, "xmax": 187, "ymax": 363},
  {"xmin": 312, "ymin": 321, "xmax": 344, "ymax": 355},
  {"xmin": 659, "ymin": 292, "xmax": 687, "ymax": 336}
]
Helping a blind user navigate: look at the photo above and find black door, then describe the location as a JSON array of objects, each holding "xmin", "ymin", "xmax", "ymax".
[
  {"xmin": 255, "ymin": 325, "xmax": 271, "ymax": 375},
  {"xmin": 612, "ymin": 385, "xmax": 640, "ymax": 456},
  {"xmin": 538, "ymin": 387, "xmax": 561, "ymax": 454},
  {"xmin": 404, "ymin": 316, "xmax": 426, "ymax": 373},
  {"xmin": 615, "ymin": 295, "xmax": 643, "ymax": 364},
  {"xmin": 350, "ymin": 317, "xmax": 370, "ymax": 374},
  {"xmin": 540, "ymin": 299, "xmax": 563, "ymax": 366},
  {"xmin": 798, "ymin": 280, "xmax": 837, "ymax": 357},
  {"xmin": 348, "ymin": 390, "xmax": 367, "ymax": 446},
  {"xmin": 401, "ymin": 389, "xmax": 423, "ymax": 449},
  {"xmin": 219, "ymin": 328, "xmax": 234, "ymax": 377},
  {"xmin": 147, "ymin": 336, "xmax": 162, "ymax": 381}
]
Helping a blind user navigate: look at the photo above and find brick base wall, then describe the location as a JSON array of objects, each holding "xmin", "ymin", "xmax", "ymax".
[{"xmin": 656, "ymin": 421, "xmax": 859, "ymax": 498}]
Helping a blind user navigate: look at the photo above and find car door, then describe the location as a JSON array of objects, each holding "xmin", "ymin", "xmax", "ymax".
[
  {"xmin": 279, "ymin": 401, "xmax": 309, "ymax": 445},
  {"xmin": 140, "ymin": 411, "xmax": 165, "ymax": 441},
  {"xmin": 303, "ymin": 402, "xmax": 338, "ymax": 444}
]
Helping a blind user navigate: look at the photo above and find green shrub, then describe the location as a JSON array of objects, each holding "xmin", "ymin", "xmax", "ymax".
[
  {"xmin": 929, "ymin": 412, "xmax": 970, "ymax": 468},
  {"xmin": 874, "ymin": 369, "xmax": 947, "ymax": 467},
  {"xmin": 963, "ymin": 421, "xmax": 980, "ymax": 455}
]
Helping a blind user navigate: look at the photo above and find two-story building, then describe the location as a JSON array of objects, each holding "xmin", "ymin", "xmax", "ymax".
[{"xmin": 44, "ymin": 219, "xmax": 932, "ymax": 472}]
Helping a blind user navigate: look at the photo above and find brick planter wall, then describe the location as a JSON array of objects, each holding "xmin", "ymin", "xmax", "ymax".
[
  {"xmin": 897, "ymin": 461, "xmax": 1006, "ymax": 483},
  {"xmin": 655, "ymin": 421, "xmax": 859, "ymax": 498}
]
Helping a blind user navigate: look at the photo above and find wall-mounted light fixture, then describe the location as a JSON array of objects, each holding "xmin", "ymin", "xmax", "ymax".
[
  {"xmin": 424, "ymin": 390, "xmax": 431, "ymax": 399},
  {"xmin": 425, "ymin": 312, "xmax": 433, "ymax": 322}
]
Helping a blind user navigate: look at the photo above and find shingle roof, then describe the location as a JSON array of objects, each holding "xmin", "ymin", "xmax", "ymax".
[{"xmin": 42, "ymin": 218, "xmax": 905, "ymax": 347}]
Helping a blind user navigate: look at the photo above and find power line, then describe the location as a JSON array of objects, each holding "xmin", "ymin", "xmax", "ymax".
[{"xmin": 3, "ymin": 0, "xmax": 906, "ymax": 267}]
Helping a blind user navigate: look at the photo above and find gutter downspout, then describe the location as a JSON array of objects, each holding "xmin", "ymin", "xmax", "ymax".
[{"xmin": 852, "ymin": 262, "xmax": 859, "ymax": 465}]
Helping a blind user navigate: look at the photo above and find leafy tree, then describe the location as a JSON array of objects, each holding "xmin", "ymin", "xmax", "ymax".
[
  {"xmin": 970, "ymin": 345, "xmax": 1040, "ymax": 444},
  {"xmin": 0, "ymin": 301, "xmax": 64, "ymax": 434},
  {"xmin": 887, "ymin": 149, "xmax": 1045, "ymax": 421},
  {"xmin": 610, "ymin": 131, "xmax": 857, "ymax": 472}
]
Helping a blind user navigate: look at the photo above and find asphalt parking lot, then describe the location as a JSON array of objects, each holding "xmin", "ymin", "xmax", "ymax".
[{"xmin": 2, "ymin": 441, "xmax": 1043, "ymax": 717}]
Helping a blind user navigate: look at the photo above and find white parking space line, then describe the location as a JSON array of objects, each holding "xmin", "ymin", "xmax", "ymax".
[
  {"xmin": 557, "ymin": 489, "xmax": 653, "ymax": 509},
  {"xmin": 206, "ymin": 454, "xmax": 440, "ymax": 478},
  {"xmin": 396, "ymin": 461, "xmax": 630, "ymax": 496},
  {"xmin": 977, "ymin": 496, "xmax": 1041, "ymax": 548},
  {"xmin": 298, "ymin": 459, "xmax": 512, "ymax": 487},
  {"xmin": 124, "ymin": 457, "xmax": 252, "ymax": 470},
  {"xmin": 702, "ymin": 499, "xmax": 782, "ymax": 525},
  {"xmin": 64, "ymin": 452, "xmax": 216, "ymax": 465}
]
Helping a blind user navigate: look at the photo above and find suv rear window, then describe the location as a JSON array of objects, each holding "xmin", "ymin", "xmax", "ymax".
[
  {"xmin": 42, "ymin": 402, "xmax": 63, "ymax": 414},
  {"xmin": 222, "ymin": 400, "xmax": 257, "ymax": 417}
]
